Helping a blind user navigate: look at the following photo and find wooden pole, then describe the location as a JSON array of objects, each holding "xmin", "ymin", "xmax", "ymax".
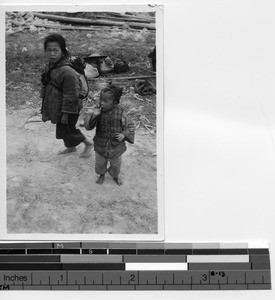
[
  {"xmin": 96, "ymin": 12, "xmax": 155, "ymax": 23},
  {"xmin": 109, "ymin": 12, "xmax": 155, "ymax": 22},
  {"xmin": 32, "ymin": 22, "xmax": 115, "ymax": 31},
  {"xmin": 33, "ymin": 13, "xmax": 155, "ymax": 30},
  {"xmin": 90, "ymin": 75, "xmax": 156, "ymax": 81}
]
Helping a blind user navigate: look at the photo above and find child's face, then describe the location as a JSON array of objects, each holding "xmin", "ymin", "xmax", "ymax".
[
  {"xmin": 99, "ymin": 92, "xmax": 116, "ymax": 112},
  {"xmin": 45, "ymin": 42, "xmax": 63, "ymax": 64}
]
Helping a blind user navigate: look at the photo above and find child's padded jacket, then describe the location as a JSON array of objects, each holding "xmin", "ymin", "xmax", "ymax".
[
  {"xmin": 40, "ymin": 57, "xmax": 83, "ymax": 124},
  {"xmin": 85, "ymin": 105, "xmax": 135, "ymax": 158}
]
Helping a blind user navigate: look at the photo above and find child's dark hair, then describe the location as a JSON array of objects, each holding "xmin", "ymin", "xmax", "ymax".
[
  {"xmin": 101, "ymin": 83, "xmax": 123, "ymax": 103},
  {"xmin": 44, "ymin": 33, "xmax": 69, "ymax": 56}
]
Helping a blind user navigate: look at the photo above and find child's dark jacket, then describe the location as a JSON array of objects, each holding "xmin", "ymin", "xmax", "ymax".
[
  {"xmin": 40, "ymin": 57, "xmax": 82, "ymax": 124},
  {"xmin": 86, "ymin": 105, "xmax": 135, "ymax": 158}
]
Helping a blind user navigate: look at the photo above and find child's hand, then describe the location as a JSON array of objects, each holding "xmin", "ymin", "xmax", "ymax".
[
  {"xmin": 42, "ymin": 115, "xmax": 49, "ymax": 122},
  {"xmin": 61, "ymin": 113, "xmax": 69, "ymax": 124},
  {"xmin": 115, "ymin": 133, "xmax": 125, "ymax": 141},
  {"xmin": 93, "ymin": 107, "xmax": 101, "ymax": 117}
]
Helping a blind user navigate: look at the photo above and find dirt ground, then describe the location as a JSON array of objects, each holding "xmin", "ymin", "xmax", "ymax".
[
  {"xmin": 6, "ymin": 108, "xmax": 157, "ymax": 234},
  {"xmin": 6, "ymin": 20, "xmax": 158, "ymax": 235}
]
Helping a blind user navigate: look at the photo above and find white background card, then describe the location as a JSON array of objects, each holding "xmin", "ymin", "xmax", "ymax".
[{"xmin": 1, "ymin": 0, "xmax": 275, "ymax": 299}]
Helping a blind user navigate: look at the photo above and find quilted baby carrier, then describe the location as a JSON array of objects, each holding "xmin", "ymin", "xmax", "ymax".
[{"xmin": 49, "ymin": 56, "xmax": 89, "ymax": 99}]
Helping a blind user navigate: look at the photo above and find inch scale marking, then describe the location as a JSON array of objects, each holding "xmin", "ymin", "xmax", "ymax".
[
  {"xmin": 0, "ymin": 242, "xmax": 271, "ymax": 291},
  {"xmin": 0, "ymin": 270, "xmax": 271, "ymax": 290}
]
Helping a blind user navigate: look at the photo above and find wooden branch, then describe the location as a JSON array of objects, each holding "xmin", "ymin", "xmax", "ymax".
[
  {"xmin": 91, "ymin": 75, "xmax": 156, "ymax": 81},
  {"xmin": 34, "ymin": 13, "xmax": 155, "ymax": 30},
  {"xmin": 32, "ymin": 22, "xmax": 114, "ymax": 31},
  {"xmin": 94, "ymin": 15, "xmax": 153, "ymax": 24},
  {"xmin": 106, "ymin": 12, "xmax": 155, "ymax": 22},
  {"xmin": 95, "ymin": 12, "xmax": 155, "ymax": 23},
  {"xmin": 126, "ymin": 22, "xmax": 155, "ymax": 30},
  {"xmin": 34, "ymin": 12, "xmax": 124, "ymax": 25},
  {"xmin": 135, "ymin": 66, "xmax": 156, "ymax": 75}
]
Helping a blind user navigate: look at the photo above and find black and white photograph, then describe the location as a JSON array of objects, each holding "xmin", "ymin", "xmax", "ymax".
[{"xmin": 2, "ymin": 5, "xmax": 164, "ymax": 239}]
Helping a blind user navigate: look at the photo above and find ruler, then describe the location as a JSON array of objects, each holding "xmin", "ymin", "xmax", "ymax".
[{"xmin": 0, "ymin": 242, "xmax": 271, "ymax": 290}]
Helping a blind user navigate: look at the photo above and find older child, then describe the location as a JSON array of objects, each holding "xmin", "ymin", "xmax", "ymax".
[
  {"xmin": 84, "ymin": 84, "xmax": 135, "ymax": 185},
  {"xmin": 40, "ymin": 33, "xmax": 92, "ymax": 157}
]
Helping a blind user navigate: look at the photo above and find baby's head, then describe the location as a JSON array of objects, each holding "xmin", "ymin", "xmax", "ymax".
[
  {"xmin": 99, "ymin": 84, "xmax": 123, "ymax": 112},
  {"xmin": 44, "ymin": 34, "xmax": 69, "ymax": 64}
]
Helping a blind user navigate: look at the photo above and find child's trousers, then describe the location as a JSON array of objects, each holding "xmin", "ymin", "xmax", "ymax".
[
  {"xmin": 95, "ymin": 152, "xmax": 122, "ymax": 178},
  {"xmin": 56, "ymin": 113, "xmax": 85, "ymax": 148}
]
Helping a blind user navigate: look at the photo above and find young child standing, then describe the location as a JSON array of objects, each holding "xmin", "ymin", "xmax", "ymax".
[
  {"xmin": 84, "ymin": 84, "xmax": 135, "ymax": 185},
  {"xmin": 40, "ymin": 33, "xmax": 92, "ymax": 157}
]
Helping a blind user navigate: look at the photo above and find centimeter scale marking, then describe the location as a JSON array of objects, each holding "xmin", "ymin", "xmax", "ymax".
[{"xmin": 0, "ymin": 242, "xmax": 271, "ymax": 291}]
